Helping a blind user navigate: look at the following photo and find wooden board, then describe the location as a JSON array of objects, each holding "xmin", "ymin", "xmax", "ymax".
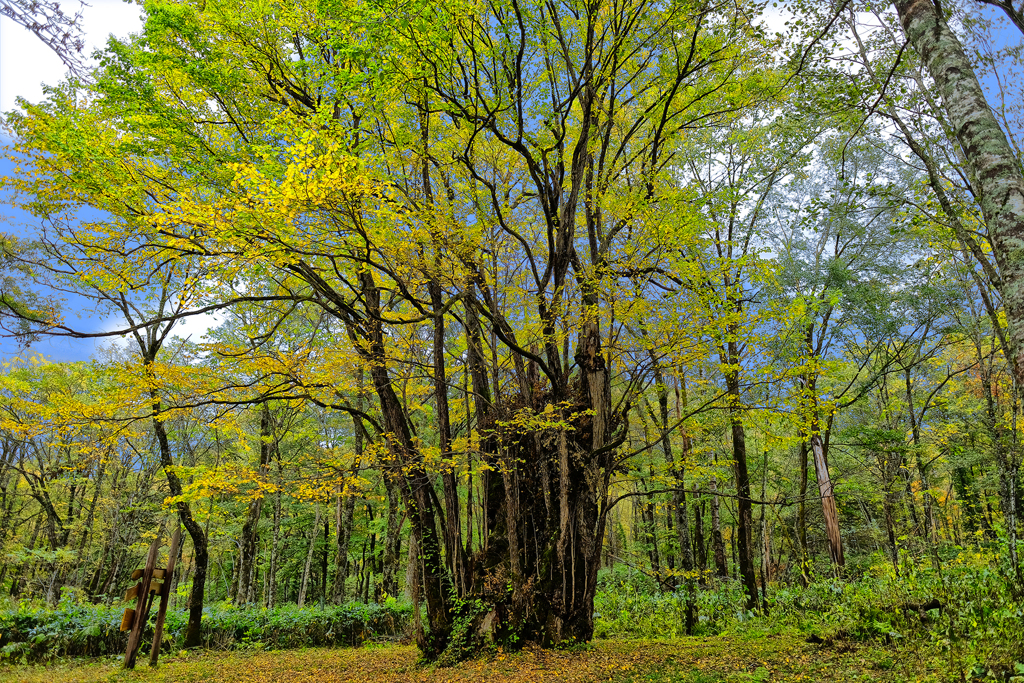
[
  {"xmin": 124, "ymin": 582, "xmax": 162, "ymax": 601},
  {"xmin": 120, "ymin": 608, "xmax": 135, "ymax": 632},
  {"xmin": 131, "ymin": 568, "xmax": 165, "ymax": 580}
]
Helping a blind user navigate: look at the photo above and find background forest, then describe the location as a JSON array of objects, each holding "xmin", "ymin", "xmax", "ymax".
[{"xmin": 0, "ymin": 0, "xmax": 1023, "ymax": 679}]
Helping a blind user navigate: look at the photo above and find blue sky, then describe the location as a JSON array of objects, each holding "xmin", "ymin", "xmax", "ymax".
[
  {"xmin": 0, "ymin": 0, "xmax": 143, "ymax": 362},
  {"xmin": 0, "ymin": 155, "xmax": 113, "ymax": 362}
]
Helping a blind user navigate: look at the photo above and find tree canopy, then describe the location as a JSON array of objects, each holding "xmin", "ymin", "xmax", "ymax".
[{"xmin": 1, "ymin": 0, "xmax": 1022, "ymax": 666}]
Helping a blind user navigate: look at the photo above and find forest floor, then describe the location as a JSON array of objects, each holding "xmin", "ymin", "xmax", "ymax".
[{"xmin": 0, "ymin": 627, "xmax": 951, "ymax": 683}]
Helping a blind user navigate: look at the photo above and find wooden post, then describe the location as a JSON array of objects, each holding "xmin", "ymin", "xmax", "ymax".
[
  {"xmin": 149, "ymin": 526, "xmax": 181, "ymax": 667},
  {"xmin": 124, "ymin": 530, "xmax": 161, "ymax": 669}
]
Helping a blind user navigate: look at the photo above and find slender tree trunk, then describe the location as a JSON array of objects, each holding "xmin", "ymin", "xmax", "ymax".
[
  {"xmin": 0, "ymin": 449, "xmax": 20, "ymax": 586},
  {"xmin": 10, "ymin": 514, "xmax": 42, "ymax": 598},
  {"xmin": 297, "ymin": 502, "xmax": 322, "ymax": 608},
  {"xmin": 693, "ymin": 486, "xmax": 706, "ymax": 573},
  {"xmin": 334, "ymin": 370, "xmax": 366, "ymax": 603},
  {"xmin": 709, "ymin": 471, "xmax": 727, "ymax": 579},
  {"xmin": 797, "ymin": 438, "xmax": 810, "ymax": 586},
  {"xmin": 979, "ymin": 349, "xmax": 1022, "ymax": 577},
  {"xmin": 74, "ymin": 464, "xmax": 103, "ymax": 578},
  {"xmin": 267, "ymin": 482, "xmax": 282, "ymax": 608},
  {"xmin": 149, "ymin": 398, "xmax": 208, "ymax": 649},
  {"xmin": 419, "ymin": 100, "xmax": 467, "ymax": 599},
  {"xmin": 652, "ymin": 364, "xmax": 697, "ymax": 632},
  {"xmin": 654, "ymin": 364, "xmax": 693, "ymax": 573},
  {"xmin": 237, "ymin": 407, "xmax": 274, "ymax": 605},
  {"xmin": 810, "ymin": 435, "xmax": 844, "ymax": 571},
  {"xmin": 905, "ymin": 368, "xmax": 938, "ymax": 551},
  {"xmin": 954, "ymin": 467, "xmax": 983, "ymax": 536},
  {"xmin": 759, "ymin": 449, "xmax": 770, "ymax": 612},
  {"xmin": 379, "ymin": 476, "xmax": 402, "ymax": 600},
  {"xmin": 639, "ymin": 479, "xmax": 661, "ymax": 575},
  {"xmin": 333, "ymin": 491, "xmax": 356, "ymax": 602},
  {"xmin": 355, "ymin": 270, "xmax": 452, "ymax": 655},
  {"xmin": 722, "ymin": 350, "xmax": 758, "ymax": 610},
  {"xmin": 430, "ymin": 278, "xmax": 466, "ymax": 596},
  {"xmin": 883, "ymin": 486, "xmax": 900, "ymax": 572},
  {"xmin": 320, "ymin": 517, "xmax": 329, "ymax": 603},
  {"xmin": 803, "ymin": 361, "xmax": 844, "ymax": 573}
]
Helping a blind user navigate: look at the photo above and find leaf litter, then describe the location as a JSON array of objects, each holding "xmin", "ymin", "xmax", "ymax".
[{"xmin": 0, "ymin": 631, "xmax": 945, "ymax": 682}]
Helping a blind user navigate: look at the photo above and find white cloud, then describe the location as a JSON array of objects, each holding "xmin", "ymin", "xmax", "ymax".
[
  {"xmin": 171, "ymin": 309, "xmax": 226, "ymax": 344},
  {"xmin": 0, "ymin": 0, "xmax": 143, "ymax": 114}
]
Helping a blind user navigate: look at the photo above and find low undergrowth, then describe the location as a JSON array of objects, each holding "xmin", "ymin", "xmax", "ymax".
[
  {"xmin": 0, "ymin": 595, "xmax": 410, "ymax": 663},
  {"xmin": 593, "ymin": 544, "xmax": 1024, "ymax": 681},
  {"xmin": 1, "ymin": 545, "xmax": 1020, "ymax": 680},
  {"xmin": 593, "ymin": 570, "xmax": 749, "ymax": 639}
]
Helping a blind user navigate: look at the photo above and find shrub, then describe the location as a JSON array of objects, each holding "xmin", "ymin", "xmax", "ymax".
[
  {"xmin": 593, "ymin": 568, "xmax": 747, "ymax": 639},
  {"xmin": 768, "ymin": 545, "xmax": 1024, "ymax": 680},
  {"xmin": 0, "ymin": 591, "xmax": 411, "ymax": 663}
]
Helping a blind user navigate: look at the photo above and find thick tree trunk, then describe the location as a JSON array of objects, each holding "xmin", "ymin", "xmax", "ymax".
[
  {"xmin": 355, "ymin": 270, "xmax": 452, "ymax": 656},
  {"xmin": 431, "ymin": 277, "xmax": 618, "ymax": 655},
  {"xmin": 895, "ymin": 0, "xmax": 1024, "ymax": 384}
]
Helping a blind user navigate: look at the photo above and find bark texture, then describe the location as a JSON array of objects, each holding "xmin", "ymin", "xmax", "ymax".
[
  {"xmin": 810, "ymin": 435, "xmax": 844, "ymax": 569},
  {"xmin": 895, "ymin": 0, "xmax": 1024, "ymax": 384}
]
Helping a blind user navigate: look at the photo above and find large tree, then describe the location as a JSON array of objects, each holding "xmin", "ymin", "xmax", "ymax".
[
  {"xmin": 892, "ymin": 0, "xmax": 1024, "ymax": 384},
  {"xmin": 1, "ymin": 0, "xmax": 778, "ymax": 659}
]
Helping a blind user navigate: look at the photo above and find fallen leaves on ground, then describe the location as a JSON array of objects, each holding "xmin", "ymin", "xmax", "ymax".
[{"xmin": 0, "ymin": 630, "xmax": 947, "ymax": 683}]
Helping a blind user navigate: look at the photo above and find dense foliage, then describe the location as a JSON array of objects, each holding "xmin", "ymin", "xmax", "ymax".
[{"xmin": 0, "ymin": 0, "xmax": 1022, "ymax": 675}]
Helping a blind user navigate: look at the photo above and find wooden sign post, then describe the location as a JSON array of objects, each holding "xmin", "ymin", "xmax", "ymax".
[
  {"xmin": 121, "ymin": 525, "xmax": 181, "ymax": 669},
  {"xmin": 123, "ymin": 530, "xmax": 160, "ymax": 669},
  {"xmin": 149, "ymin": 526, "xmax": 181, "ymax": 667}
]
